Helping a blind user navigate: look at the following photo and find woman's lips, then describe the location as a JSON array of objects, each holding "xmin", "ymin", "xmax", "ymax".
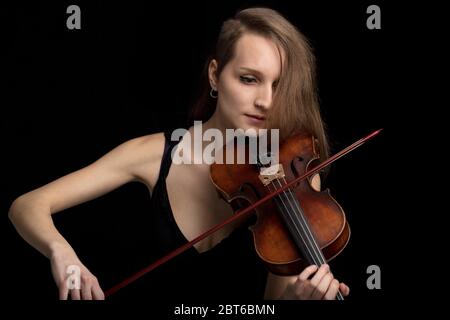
[{"xmin": 245, "ymin": 114, "xmax": 266, "ymax": 124}]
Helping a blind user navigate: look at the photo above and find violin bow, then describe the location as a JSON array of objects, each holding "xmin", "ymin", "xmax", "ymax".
[{"xmin": 104, "ymin": 128, "xmax": 383, "ymax": 297}]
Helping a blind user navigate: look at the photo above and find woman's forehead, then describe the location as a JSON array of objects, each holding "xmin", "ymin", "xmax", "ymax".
[{"xmin": 230, "ymin": 33, "xmax": 282, "ymax": 80}]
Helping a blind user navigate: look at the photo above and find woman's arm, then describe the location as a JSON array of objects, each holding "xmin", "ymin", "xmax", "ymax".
[
  {"xmin": 264, "ymin": 272, "xmax": 294, "ymax": 300},
  {"xmin": 8, "ymin": 133, "xmax": 164, "ymax": 299}
]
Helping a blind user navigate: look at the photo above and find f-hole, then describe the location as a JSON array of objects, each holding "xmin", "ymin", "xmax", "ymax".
[
  {"xmin": 230, "ymin": 183, "xmax": 261, "ymax": 226},
  {"xmin": 290, "ymin": 156, "xmax": 304, "ymax": 188}
]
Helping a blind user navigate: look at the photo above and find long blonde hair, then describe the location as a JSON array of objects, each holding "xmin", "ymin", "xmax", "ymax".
[{"xmin": 190, "ymin": 7, "xmax": 329, "ymax": 161}]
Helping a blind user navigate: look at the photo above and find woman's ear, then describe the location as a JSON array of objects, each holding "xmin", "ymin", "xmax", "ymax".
[{"xmin": 208, "ymin": 59, "xmax": 219, "ymax": 90}]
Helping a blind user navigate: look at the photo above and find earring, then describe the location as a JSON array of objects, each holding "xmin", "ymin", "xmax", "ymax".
[{"xmin": 210, "ymin": 88, "xmax": 218, "ymax": 98}]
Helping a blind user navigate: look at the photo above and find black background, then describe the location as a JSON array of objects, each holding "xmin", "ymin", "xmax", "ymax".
[{"xmin": 1, "ymin": 0, "xmax": 428, "ymax": 316}]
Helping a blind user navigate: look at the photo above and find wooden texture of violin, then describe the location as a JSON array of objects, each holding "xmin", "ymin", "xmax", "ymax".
[{"xmin": 210, "ymin": 133, "xmax": 350, "ymax": 276}]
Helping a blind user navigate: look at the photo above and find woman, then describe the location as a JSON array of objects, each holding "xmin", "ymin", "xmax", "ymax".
[{"xmin": 8, "ymin": 7, "xmax": 350, "ymax": 300}]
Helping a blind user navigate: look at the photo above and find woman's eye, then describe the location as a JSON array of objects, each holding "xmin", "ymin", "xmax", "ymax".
[{"xmin": 240, "ymin": 76, "xmax": 257, "ymax": 84}]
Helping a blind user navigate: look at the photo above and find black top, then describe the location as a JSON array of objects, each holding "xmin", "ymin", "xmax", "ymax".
[{"xmin": 113, "ymin": 130, "xmax": 267, "ymax": 301}]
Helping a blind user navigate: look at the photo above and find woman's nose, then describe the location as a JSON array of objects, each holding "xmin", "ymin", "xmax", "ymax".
[{"xmin": 254, "ymin": 85, "xmax": 273, "ymax": 110}]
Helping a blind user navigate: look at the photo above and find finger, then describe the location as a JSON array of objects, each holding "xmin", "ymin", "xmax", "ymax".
[
  {"xmin": 298, "ymin": 265, "xmax": 319, "ymax": 281},
  {"xmin": 81, "ymin": 285, "xmax": 93, "ymax": 300},
  {"xmin": 92, "ymin": 284, "xmax": 105, "ymax": 300},
  {"xmin": 311, "ymin": 272, "xmax": 333, "ymax": 300},
  {"xmin": 287, "ymin": 275, "xmax": 299, "ymax": 287},
  {"xmin": 59, "ymin": 283, "xmax": 69, "ymax": 300},
  {"xmin": 294, "ymin": 278, "xmax": 315, "ymax": 300},
  {"xmin": 323, "ymin": 279, "xmax": 340, "ymax": 300},
  {"xmin": 309, "ymin": 264, "xmax": 330, "ymax": 287},
  {"xmin": 340, "ymin": 283, "xmax": 350, "ymax": 296},
  {"xmin": 70, "ymin": 289, "xmax": 81, "ymax": 300}
]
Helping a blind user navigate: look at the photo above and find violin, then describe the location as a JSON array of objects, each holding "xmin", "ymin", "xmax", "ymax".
[
  {"xmin": 211, "ymin": 132, "xmax": 350, "ymax": 300},
  {"xmin": 104, "ymin": 129, "xmax": 381, "ymax": 298}
]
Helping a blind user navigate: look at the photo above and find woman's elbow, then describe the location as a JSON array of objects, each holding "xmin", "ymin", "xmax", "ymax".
[
  {"xmin": 8, "ymin": 195, "xmax": 28, "ymax": 221},
  {"xmin": 8, "ymin": 193, "xmax": 46, "ymax": 222}
]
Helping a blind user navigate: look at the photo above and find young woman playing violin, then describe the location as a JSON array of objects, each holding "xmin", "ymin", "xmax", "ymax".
[{"xmin": 8, "ymin": 7, "xmax": 350, "ymax": 300}]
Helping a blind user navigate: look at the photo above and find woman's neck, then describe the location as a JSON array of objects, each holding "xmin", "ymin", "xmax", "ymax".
[
  {"xmin": 202, "ymin": 111, "xmax": 226, "ymax": 138},
  {"xmin": 184, "ymin": 109, "xmax": 232, "ymax": 167}
]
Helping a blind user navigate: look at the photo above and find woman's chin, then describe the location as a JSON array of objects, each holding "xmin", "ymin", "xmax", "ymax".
[
  {"xmin": 232, "ymin": 120, "xmax": 265, "ymax": 134},
  {"xmin": 230, "ymin": 125, "xmax": 261, "ymax": 136}
]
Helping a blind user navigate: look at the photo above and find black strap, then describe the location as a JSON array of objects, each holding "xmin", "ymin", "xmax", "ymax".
[{"xmin": 158, "ymin": 130, "xmax": 181, "ymax": 180}]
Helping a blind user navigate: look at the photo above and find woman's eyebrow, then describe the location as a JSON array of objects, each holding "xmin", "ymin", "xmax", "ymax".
[{"xmin": 239, "ymin": 67, "xmax": 264, "ymax": 78}]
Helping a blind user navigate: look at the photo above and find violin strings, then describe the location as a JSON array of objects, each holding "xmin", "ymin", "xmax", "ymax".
[
  {"xmin": 265, "ymin": 182, "xmax": 318, "ymax": 264},
  {"xmin": 271, "ymin": 179, "xmax": 324, "ymax": 266},
  {"xmin": 281, "ymin": 177, "xmax": 327, "ymax": 264},
  {"xmin": 266, "ymin": 181, "xmax": 322, "ymax": 266}
]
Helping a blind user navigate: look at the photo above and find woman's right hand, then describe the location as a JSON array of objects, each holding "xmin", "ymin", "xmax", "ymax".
[{"xmin": 50, "ymin": 243, "xmax": 105, "ymax": 300}]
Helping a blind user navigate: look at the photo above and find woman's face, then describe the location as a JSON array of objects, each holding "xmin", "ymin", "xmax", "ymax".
[{"xmin": 209, "ymin": 33, "xmax": 282, "ymax": 133}]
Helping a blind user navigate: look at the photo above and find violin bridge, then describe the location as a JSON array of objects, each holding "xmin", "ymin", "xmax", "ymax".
[{"xmin": 258, "ymin": 164, "xmax": 285, "ymax": 186}]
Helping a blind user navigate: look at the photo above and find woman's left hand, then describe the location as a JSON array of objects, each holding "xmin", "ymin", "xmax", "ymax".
[{"xmin": 280, "ymin": 264, "xmax": 350, "ymax": 300}]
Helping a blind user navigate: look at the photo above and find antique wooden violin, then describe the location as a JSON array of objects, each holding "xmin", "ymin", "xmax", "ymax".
[{"xmin": 211, "ymin": 132, "xmax": 350, "ymax": 300}]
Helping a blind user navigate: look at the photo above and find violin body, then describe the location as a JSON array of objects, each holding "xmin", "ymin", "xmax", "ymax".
[{"xmin": 210, "ymin": 133, "xmax": 350, "ymax": 276}]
